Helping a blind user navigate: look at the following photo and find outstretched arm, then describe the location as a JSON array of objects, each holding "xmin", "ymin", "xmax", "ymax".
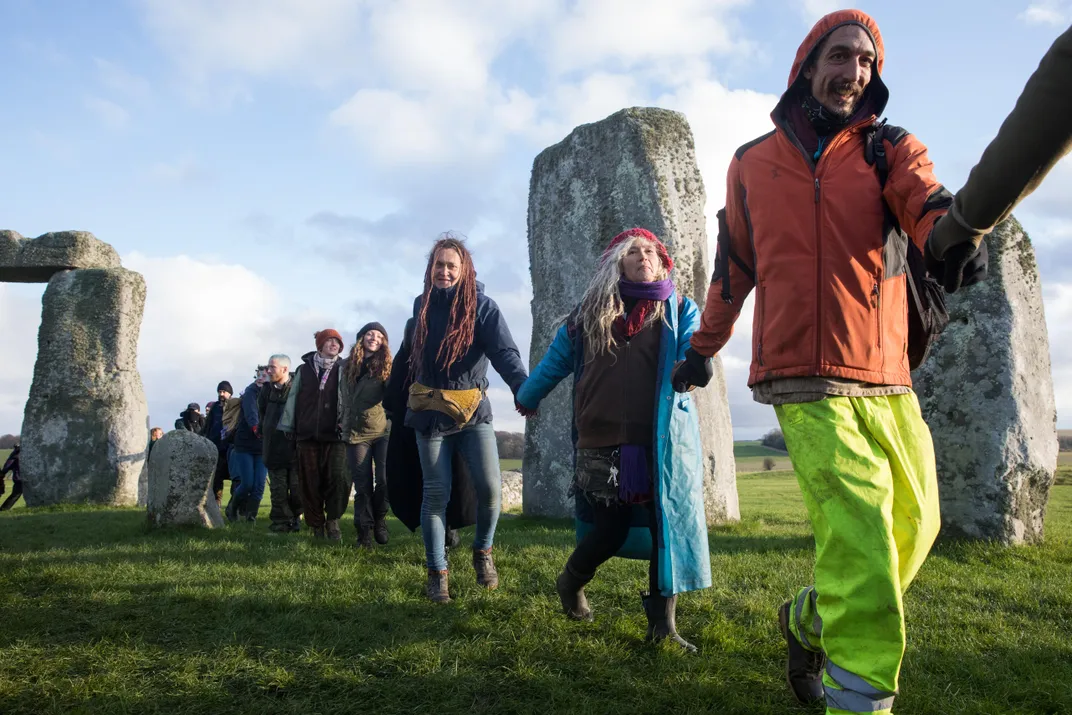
[{"xmin": 515, "ymin": 324, "xmax": 576, "ymax": 410}]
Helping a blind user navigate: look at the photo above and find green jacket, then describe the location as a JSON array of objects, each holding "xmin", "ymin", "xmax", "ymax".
[
  {"xmin": 929, "ymin": 23, "xmax": 1072, "ymax": 258},
  {"xmin": 338, "ymin": 357, "xmax": 390, "ymax": 444}
]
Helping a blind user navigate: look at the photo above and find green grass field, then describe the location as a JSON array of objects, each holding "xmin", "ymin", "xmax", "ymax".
[{"xmin": 1, "ymin": 466, "xmax": 1070, "ymax": 714}]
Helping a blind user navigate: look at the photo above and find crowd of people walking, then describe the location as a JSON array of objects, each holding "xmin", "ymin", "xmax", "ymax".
[{"xmin": 139, "ymin": 8, "xmax": 1029, "ymax": 713}]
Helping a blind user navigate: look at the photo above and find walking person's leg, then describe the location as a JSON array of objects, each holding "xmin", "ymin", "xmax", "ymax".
[
  {"xmin": 0, "ymin": 481, "xmax": 22, "ymax": 511},
  {"xmin": 267, "ymin": 467, "xmax": 296, "ymax": 532},
  {"xmin": 641, "ymin": 500, "xmax": 696, "ymax": 652},
  {"xmin": 286, "ymin": 466, "xmax": 303, "ymax": 530},
  {"xmin": 371, "ymin": 434, "xmax": 390, "ymax": 544},
  {"xmin": 456, "ymin": 422, "xmax": 502, "ymax": 589},
  {"xmin": 416, "ymin": 431, "xmax": 454, "ymax": 602},
  {"xmin": 348, "ymin": 442, "xmax": 375, "ymax": 546},
  {"xmin": 322, "ymin": 442, "xmax": 349, "ymax": 542},
  {"xmin": 557, "ymin": 497, "xmax": 632, "ymax": 620},
  {"xmin": 297, "ymin": 441, "xmax": 326, "ymax": 536},
  {"xmin": 245, "ymin": 454, "xmax": 268, "ymax": 521},
  {"xmin": 776, "ymin": 396, "xmax": 909, "ymax": 715},
  {"xmin": 227, "ymin": 451, "xmax": 254, "ymax": 523}
]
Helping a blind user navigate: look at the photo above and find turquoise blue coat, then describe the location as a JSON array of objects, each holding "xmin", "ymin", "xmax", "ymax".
[{"xmin": 516, "ymin": 293, "xmax": 712, "ymax": 596}]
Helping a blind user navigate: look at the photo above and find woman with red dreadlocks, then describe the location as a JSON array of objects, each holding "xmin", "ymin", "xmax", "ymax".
[
  {"xmin": 404, "ymin": 233, "xmax": 528, "ymax": 603},
  {"xmin": 516, "ymin": 228, "xmax": 712, "ymax": 652}
]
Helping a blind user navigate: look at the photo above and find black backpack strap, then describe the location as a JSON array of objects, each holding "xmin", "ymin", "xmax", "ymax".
[{"xmin": 714, "ymin": 207, "xmax": 755, "ymax": 304}]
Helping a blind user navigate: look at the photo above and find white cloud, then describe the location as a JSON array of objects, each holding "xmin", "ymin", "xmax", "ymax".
[
  {"xmin": 798, "ymin": 0, "xmax": 851, "ymax": 24},
  {"xmin": 124, "ymin": 252, "xmax": 332, "ymax": 426},
  {"xmin": 136, "ymin": 0, "xmax": 365, "ymax": 86},
  {"xmin": 1044, "ymin": 282, "xmax": 1072, "ymax": 425},
  {"xmin": 548, "ymin": 0, "xmax": 751, "ymax": 73},
  {"xmin": 1019, "ymin": 1, "xmax": 1069, "ymax": 25},
  {"xmin": 85, "ymin": 96, "xmax": 130, "ymax": 129}
]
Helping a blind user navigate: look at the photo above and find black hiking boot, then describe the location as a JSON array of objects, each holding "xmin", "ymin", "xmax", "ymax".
[
  {"xmin": 325, "ymin": 519, "xmax": 342, "ymax": 542},
  {"xmin": 224, "ymin": 498, "xmax": 239, "ymax": 524},
  {"xmin": 374, "ymin": 517, "xmax": 389, "ymax": 545},
  {"xmin": 556, "ymin": 566, "xmax": 594, "ymax": 621},
  {"xmin": 426, "ymin": 569, "xmax": 451, "ymax": 603},
  {"xmin": 472, "ymin": 548, "xmax": 499, "ymax": 590},
  {"xmin": 356, "ymin": 526, "xmax": 374, "ymax": 550},
  {"xmin": 642, "ymin": 592, "xmax": 698, "ymax": 653},
  {"xmin": 779, "ymin": 600, "xmax": 825, "ymax": 704}
]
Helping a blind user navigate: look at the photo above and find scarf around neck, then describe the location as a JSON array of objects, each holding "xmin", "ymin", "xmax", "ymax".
[
  {"xmin": 313, "ymin": 352, "xmax": 339, "ymax": 391},
  {"xmin": 614, "ymin": 278, "xmax": 674, "ymax": 339}
]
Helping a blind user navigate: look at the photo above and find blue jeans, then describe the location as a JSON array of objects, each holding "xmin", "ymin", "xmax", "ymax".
[
  {"xmin": 416, "ymin": 422, "xmax": 502, "ymax": 571},
  {"xmin": 229, "ymin": 449, "xmax": 268, "ymax": 518}
]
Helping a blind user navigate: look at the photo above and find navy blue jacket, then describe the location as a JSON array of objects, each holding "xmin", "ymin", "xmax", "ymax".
[
  {"xmin": 233, "ymin": 381, "xmax": 263, "ymax": 455},
  {"xmin": 404, "ymin": 282, "xmax": 527, "ymax": 434}
]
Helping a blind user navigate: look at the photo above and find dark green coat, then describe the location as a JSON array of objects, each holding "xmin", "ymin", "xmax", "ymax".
[{"xmin": 339, "ymin": 358, "xmax": 389, "ymax": 445}]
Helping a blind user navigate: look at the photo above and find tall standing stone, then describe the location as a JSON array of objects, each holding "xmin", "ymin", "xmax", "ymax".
[
  {"xmin": 146, "ymin": 430, "xmax": 223, "ymax": 528},
  {"xmin": 523, "ymin": 107, "xmax": 739, "ymax": 522},
  {"xmin": 914, "ymin": 217, "xmax": 1057, "ymax": 544},
  {"xmin": 21, "ymin": 268, "xmax": 150, "ymax": 506}
]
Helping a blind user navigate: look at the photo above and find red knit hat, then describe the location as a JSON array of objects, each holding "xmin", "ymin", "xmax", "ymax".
[
  {"xmin": 603, "ymin": 228, "xmax": 674, "ymax": 272},
  {"xmin": 314, "ymin": 329, "xmax": 344, "ymax": 352}
]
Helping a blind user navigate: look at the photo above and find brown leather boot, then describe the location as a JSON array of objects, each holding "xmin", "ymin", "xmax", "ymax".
[
  {"xmin": 556, "ymin": 566, "xmax": 594, "ymax": 621},
  {"xmin": 472, "ymin": 548, "xmax": 499, "ymax": 590},
  {"xmin": 426, "ymin": 569, "xmax": 450, "ymax": 603}
]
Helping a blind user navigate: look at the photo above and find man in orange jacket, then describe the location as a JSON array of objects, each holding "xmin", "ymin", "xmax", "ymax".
[{"xmin": 674, "ymin": 10, "xmax": 986, "ymax": 715}]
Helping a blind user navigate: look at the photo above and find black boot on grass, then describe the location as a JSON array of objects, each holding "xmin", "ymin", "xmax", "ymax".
[
  {"xmin": 642, "ymin": 592, "xmax": 697, "ymax": 653},
  {"xmin": 556, "ymin": 565, "xmax": 594, "ymax": 621},
  {"xmin": 778, "ymin": 600, "xmax": 825, "ymax": 704}
]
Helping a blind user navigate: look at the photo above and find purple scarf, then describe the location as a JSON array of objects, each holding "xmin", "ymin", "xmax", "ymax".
[{"xmin": 615, "ymin": 278, "xmax": 675, "ymax": 339}]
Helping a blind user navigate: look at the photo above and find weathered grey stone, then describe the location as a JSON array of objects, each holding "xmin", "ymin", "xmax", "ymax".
[
  {"xmin": 0, "ymin": 230, "xmax": 121, "ymax": 283},
  {"xmin": 501, "ymin": 470, "xmax": 523, "ymax": 511},
  {"xmin": 914, "ymin": 217, "xmax": 1057, "ymax": 544},
  {"xmin": 146, "ymin": 430, "xmax": 223, "ymax": 528},
  {"xmin": 20, "ymin": 268, "xmax": 150, "ymax": 506},
  {"xmin": 523, "ymin": 107, "xmax": 739, "ymax": 522}
]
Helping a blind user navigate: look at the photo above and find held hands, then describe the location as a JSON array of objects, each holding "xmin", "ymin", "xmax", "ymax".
[
  {"xmin": 672, "ymin": 347, "xmax": 714, "ymax": 393},
  {"xmin": 515, "ymin": 399, "xmax": 538, "ymax": 418},
  {"xmin": 924, "ymin": 224, "xmax": 989, "ymax": 294}
]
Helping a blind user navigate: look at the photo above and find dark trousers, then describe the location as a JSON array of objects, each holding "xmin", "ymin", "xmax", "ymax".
[
  {"xmin": 0, "ymin": 481, "xmax": 22, "ymax": 511},
  {"xmin": 211, "ymin": 450, "xmax": 231, "ymax": 502},
  {"xmin": 348, "ymin": 436, "xmax": 389, "ymax": 530},
  {"xmin": 267, "ymin": 466, "xmax": 302, "ymax": 527},
  {"xmin": 296, "ymin": 441, "xmax": 348, "ymax": 529},
  {"xmin": 566, "ymin": 498, "xmax": 658, "ymax": 594}
]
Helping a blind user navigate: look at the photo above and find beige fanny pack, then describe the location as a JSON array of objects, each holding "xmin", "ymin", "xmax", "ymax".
[{"xmin": 408, "ymin": 382, "xmax": 483, "ymax": 425}]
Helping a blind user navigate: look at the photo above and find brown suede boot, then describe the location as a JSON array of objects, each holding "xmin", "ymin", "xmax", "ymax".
[
  {"xmin": 426, "ymin": 569, "xmax": 450, "ymax": 603},
  {"xmin": 472, "ymin": 548, "xmax": 499, "ymax": 590}
]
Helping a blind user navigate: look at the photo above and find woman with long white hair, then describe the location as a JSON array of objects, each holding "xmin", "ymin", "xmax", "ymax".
[{"xmin": 516, "ymin": 228, "xmax": 711, "ymax": 651}]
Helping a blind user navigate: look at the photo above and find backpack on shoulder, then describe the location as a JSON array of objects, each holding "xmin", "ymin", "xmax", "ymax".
[{"xmin": 864, "ymin": 120, "xmax": 949, "ymax": 370}]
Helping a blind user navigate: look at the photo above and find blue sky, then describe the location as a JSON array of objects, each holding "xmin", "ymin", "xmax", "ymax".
[{"xmin": 1, "ymin": 0, "xmax": 1070, "ymax": 439}]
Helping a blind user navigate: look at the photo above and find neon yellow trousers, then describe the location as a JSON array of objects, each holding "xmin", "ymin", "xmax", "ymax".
[{"xmin": 775, "ymin": 393, "xmax": 940, "ymax": 715}]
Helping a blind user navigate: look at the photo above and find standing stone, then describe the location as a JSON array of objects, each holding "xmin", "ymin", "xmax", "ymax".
[
  {"xmin": 523, "ymin": 107, "xmax": 739, "ymax": 522},
  {"xmin": 146, "ymin": 430, "xmax": 223, "ymax": 528},
  {"xmin": 21, "ymin": 268, "xmax": 150, "ymax": 506},
  {"xmin": 914, "ymin": 217, "xmax": 1057, "ymax": 544}
]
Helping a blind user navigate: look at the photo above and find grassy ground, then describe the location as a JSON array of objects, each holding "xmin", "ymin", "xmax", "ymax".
[{"xmin": 1, "ymin": 471, "xmax": 1070, "ymax": 714}]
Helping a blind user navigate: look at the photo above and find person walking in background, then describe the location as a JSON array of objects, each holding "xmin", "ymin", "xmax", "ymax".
[
  {"xmin": 516, "ymin": 228, "xmax": 711, "ymax": 652},
  {"xmin": 404, "ymin": 233, "xmax": 528, "ymax": 602},
  {"xmin": 226, "ymin": 367, "xmax": 269, "ymax": 523},
  {"xmin": 279, "ymin": 330, "xmax": 349, "ymax": 541},
  {"xmin": 176, "ymin": 403, "xmax": 205, "ymax": 433},
  {"xmin": 259, "ymin": 355, "xmax": 302, "ymax": 533},
  {"xmin": 0, "ymin": 444, "xmax": 22, "ymax": 511},
  {"xmin": 203, "ymin": 381, "xmax": 235, "ymax": 506},
  {"xmin": 342, "ymin": 322, "xmax": 393, "ymax": 549}
]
